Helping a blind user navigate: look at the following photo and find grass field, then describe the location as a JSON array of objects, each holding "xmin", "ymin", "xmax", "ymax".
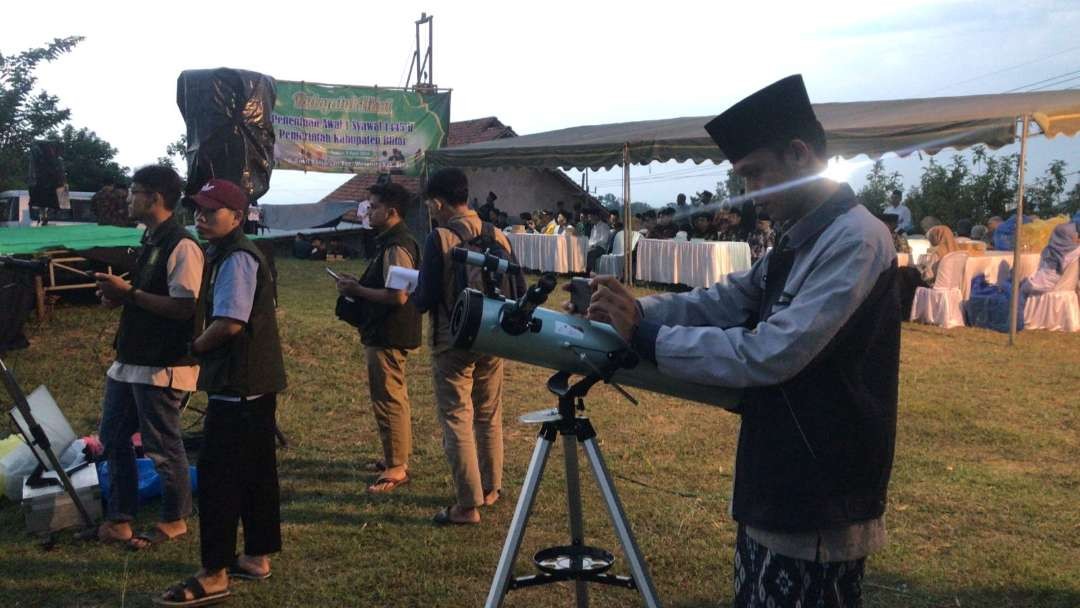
[{"xmin": 1, "ymin": 256, "xmax": 1078, "ymax": 607}]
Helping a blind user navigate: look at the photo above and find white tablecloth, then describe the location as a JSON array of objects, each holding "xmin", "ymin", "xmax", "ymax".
[
  {"xmin": 960, "ymin": 252, "xmax": 1041, "ymax": 299},
  {"xmin": 635, "ymin": 239, "xmax": 752, "ymax": 288},
  {"xmin": 909, "ymin": 251, "xmax": 1042, "ymax": 298},
  {"xmin": 505, "ymin": 233, "xmax": 588, "ymax": 273}
]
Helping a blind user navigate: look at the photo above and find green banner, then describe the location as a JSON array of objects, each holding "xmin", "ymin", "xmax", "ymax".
[{"xmin": 272, "ymin": 81, "xmax": 450, "ymax": 176}]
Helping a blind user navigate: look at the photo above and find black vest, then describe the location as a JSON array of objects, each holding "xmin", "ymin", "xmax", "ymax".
[
  {"xmin": 115, "ymin": 216, "xmax": 198, "ymax": 366},
  {"xmin": 196, "ymin": 229, "xmax": 287, "ymax": 396},
  {"xmin": 359, "ymin": 222, "xmax": 422, "ymax": 349},
  {"xmin": 733, "ymin": 196, "xmax": 900, "ymax": 533}
]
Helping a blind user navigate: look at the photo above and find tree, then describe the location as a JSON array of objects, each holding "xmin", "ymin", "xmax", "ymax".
[
  {"xmin": 856, "ymin": 160, "xmax": 905, "ymax": 212},
  {"xmin": 1065, "ymin": 182, "xmax": 1080, "ymax": 217},
  {"xmin": 158, "ymin": 134, "xmax": 187, "ymax": 175},
  {"xmin": 723, "ymin": 168, "xmax": 745, "ymax": 201},
  {"xmin": 57, "ymin": 125, "xmax": 129, "ymax": 191},
  {"xmin": 1026, "ymin": 159, "xmax": 1068, "ymax": 218},
  {"xmin": 903, "ymin": 146, "xmax": 1019, "ymax": 227},
  {"xmin": 0, "ymin": 36, "xmax": 84, "ymax": 191}
]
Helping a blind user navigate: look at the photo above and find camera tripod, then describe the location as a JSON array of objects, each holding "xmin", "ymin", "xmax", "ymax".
[{"xmin": 485, "ymin": 370, "xmax": 661, "ymax": 608}]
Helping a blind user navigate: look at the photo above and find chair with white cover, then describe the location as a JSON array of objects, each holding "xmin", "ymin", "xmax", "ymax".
[
  {"xmin": 910, "ymin": 251, "xmax": 969, "ymax": 328},
  {"xmin": 595, "ymin": 230, "xmax": 640, "ymax": 278},
  {"xmin": 1022, "ymin": 259, "xmax": 1080, "ymax": 332}
]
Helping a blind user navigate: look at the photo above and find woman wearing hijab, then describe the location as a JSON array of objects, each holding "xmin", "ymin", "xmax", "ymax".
[
  {"xmin": 918, "ymin": 225, "xmax": 960, "ymax": 284},
  {"xmin": 1022, "ymin": 221, "xmax": 1080, "ymax": 295}
]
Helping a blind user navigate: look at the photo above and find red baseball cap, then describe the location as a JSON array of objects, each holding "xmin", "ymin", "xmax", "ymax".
[{"xmin": 189, "ymin": 179, "xmax": 249, "ymax": 211}]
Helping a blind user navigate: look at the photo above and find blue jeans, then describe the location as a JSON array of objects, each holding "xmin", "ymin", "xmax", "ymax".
[{"xmin": 99, "ymin": 377, "xmax": 192, "ymax": 522}]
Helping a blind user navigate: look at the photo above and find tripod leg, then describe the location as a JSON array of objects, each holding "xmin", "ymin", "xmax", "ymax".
[
  {"xmin": 562, "ymin": 434, "xmax": 589, "ymax": 608},
  {"xmin": 485, "ymin": 426, "xmax": 555, "ymax": 608},
  {"xmin": 582, "ymin": 436, "xmax": 662, "ymax": 608}
]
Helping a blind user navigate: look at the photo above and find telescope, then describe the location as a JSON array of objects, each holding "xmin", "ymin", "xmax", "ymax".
[{"xmin": 449, "ymin": 277, "xmax": 741, "ymax": 409}]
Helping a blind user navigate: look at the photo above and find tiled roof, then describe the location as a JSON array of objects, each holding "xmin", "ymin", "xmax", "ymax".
[
  {"xmin": 447, "ymin": 116, "xmax": 516, "ymax": 146},
  {"xmin": 321, "ymin": 174, "xmax": 421, "ymax": 202}
]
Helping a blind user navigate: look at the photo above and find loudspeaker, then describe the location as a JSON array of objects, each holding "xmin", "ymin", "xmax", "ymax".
[
  {"xmin": 176, "ymin": 68, "xmax": 277, "ymax": 203},
  {"xmin": 28, "ymin": 141, "xmax": 70, "ymax": 209}
]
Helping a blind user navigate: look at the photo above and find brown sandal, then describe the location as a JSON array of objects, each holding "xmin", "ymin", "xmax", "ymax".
[{"xmin": 366, "ymin": 474, "xmax": 410, "ymax": 494}]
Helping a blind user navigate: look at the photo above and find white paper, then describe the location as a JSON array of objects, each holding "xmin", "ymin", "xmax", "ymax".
[{"xmin": 386, "ymin": 265, "xmax": 419, "ymax": 293}]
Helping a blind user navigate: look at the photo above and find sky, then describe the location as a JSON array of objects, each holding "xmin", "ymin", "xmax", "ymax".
[{"xmin": 5, "ymin": 0, "xmax": 1080, "ymax": 206}]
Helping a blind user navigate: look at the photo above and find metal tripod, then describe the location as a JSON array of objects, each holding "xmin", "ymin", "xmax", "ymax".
[{"xmin": 485, "ymin": 370, "xmax": 661, "ymax": 608}]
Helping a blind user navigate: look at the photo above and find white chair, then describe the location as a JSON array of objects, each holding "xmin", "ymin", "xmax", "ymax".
[
  {"xmin": 595, "ymin": 231, "xmax": 640, "ymax": 278},
  {"xmin": 1023, "ymin": 259, "xmax": 1080, "ymax": 332},
  {"xmin": 910, "ymin": 252, "xmax": 969, "ymax": 328}
]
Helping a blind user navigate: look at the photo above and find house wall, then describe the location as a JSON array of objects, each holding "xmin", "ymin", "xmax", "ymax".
[{"xmin": 463, "ymin": 168, "xmax": 589, "ymax": 221}]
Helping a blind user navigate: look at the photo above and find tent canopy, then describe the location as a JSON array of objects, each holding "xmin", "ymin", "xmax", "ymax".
[{"xmin": 427, "ymin": 89, "xmax": 1080, "ymax": 171}]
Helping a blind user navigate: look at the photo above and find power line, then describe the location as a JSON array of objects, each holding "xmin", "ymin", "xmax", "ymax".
[
  {"xmin": 1005, "ymin": 68, "xmax": 1080, "ymax": 93},
  {"xmin": 929, "ymin": 43, "xmax": 1080, "ymax": 94}
]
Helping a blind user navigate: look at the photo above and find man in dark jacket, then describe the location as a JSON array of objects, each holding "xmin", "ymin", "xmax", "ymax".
[
  {"xmin": 335, "ymin": 182, "xmax": 422, "ymax": 494},
  {"xmin": 588, "ymin": 75, "xmax": 900, "ymax": 608},
  {"xmin": 156, "ymin": 178, "xmax": 287, "ymax": 606},
  {"xmin": 91, "ymin": 165, "xmax": 202, "ymax": 550}
]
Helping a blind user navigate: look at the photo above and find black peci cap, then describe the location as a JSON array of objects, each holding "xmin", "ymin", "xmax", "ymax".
[{"xmin": 705, "ymin": 74, "xmax": 821, "ymax": 164}]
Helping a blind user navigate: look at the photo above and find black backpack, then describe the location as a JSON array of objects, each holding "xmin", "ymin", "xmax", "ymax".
[{"xmin": 446, "ymin": 221, "xmax": 525, "ymax": 302}]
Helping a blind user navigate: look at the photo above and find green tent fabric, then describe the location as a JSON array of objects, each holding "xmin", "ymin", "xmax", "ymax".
[
  {"xmin": 427, "ymin": 89, "xmax": 1080, "ymax": 170},
  {"xmin": 0, "ymin": 225, "xmax": 144, "ymax": 256}
]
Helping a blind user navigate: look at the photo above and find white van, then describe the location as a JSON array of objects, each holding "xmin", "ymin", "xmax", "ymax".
[{"xmin": 0, "ymin": 190, "xmax": 98, "ymax": 227}]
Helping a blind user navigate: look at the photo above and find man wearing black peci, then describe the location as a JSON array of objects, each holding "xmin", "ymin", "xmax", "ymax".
[
  {"xmin": 156, "ymin": 178, "xmax": 286, "ymax": 607},
  {"xmin": 587, "ymin": 75, "xmax": 900, "ymax": 607}
]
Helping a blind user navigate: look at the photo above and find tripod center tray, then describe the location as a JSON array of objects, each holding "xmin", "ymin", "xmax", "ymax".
[{"xmin": 534, "ymin": 545, "xmax": 615, "ymax": 575}]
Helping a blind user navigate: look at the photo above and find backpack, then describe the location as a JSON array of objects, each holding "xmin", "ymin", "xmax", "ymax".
[{"xmin": 445, "ymin": 221, "xmax": 525, "ymax": 304}]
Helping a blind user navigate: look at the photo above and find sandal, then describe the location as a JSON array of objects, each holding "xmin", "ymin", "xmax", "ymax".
[
  {"xmin": 129, "ymin": 526, "xmax": 185, "ymax": 551},
  {"xmin": 228, "ymin": 559, "xmax": 272, "ymax": 581},
  {"xmin": 366, "ymin": 474, "xmax": 410, "ymax": 494},
  {"xmin": 153, "ymin": 576, "xmax": 230, "ymax": 607},
  {"xmin": 432, "ymin": 505, "xmax": 480, "ymax": 526}
]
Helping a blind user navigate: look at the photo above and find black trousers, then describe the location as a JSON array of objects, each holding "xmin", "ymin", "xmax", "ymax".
[{"xmin": 198, "ymin": 394, "xmax": 282, "ymax": 570}]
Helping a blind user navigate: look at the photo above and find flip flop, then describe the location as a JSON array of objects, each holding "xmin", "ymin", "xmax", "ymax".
[
  {"xmin": 366, "ymin": 474, "xmax": 410, "ymax": 494},
  {"xmin": 228, "ymin": 559, "xmax": 272, "ymax": 582},
  {"xmin": 432, "ymin": 505, "xmax": 479, "ymax": 526},
  {"xmin": 153, "ymin": 577, "xmax": 230, "ymax": 607},
  {"xmin": 128, "ymin": 526, "xmax": 185, "ymax": 552}
]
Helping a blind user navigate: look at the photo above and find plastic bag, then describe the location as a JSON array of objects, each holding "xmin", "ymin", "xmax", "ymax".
[
  {"xmin": 97, "ymin": 459, "xmax": 199, "ymax": 505},
  {"xmin": 0, "ymin": 437, "xmax": 37, "ymax": 501},
  {"xmin": 1018, "ymin": 215, "xmax": 1070, "ymax": 253},
  {"xmin": 176, "ymin": 67, "xmax": 277, "ymax": 202}
]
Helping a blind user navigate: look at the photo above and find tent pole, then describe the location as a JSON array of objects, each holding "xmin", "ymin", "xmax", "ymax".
[
  {"xmin": 623, "ymin": 144, "xmax": 633, "ymax": 286},
  {"xmin": 1007, "ymin": 115, "xmax": 1030, "ymax": 346}
]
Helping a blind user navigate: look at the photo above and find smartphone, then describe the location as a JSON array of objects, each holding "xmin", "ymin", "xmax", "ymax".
[
  {"xmin": 570, "ymin": 277, "xmax": 592, "ymax": 315},
  {"xmin": 325, "ymin": 267, "xmax": 343, "ymax": 281}
]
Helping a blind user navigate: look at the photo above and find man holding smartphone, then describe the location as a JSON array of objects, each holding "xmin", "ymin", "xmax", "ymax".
[
  {"xmin": 90, "ymin": 165, "xmax": 202, "ymax": 550},
  {"xmin": 334, "ymin": 182, "xmax": 421, "ymax": 493}
]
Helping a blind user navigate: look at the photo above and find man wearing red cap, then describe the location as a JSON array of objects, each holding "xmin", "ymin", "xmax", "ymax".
[
  {"xmin": 588, "ymin": 75, "xmax": 900, "ymax": 607},
  {"xmin": 156, "ymin": 178, "xmax": 286, "ymax": 607}
]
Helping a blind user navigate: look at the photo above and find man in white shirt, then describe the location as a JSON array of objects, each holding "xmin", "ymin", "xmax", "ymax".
[
  {"xmin": 90, "ymin": 165, "xmax": 203, "ymax": 550},
  {"xmin": 887, "ymin": 189, "xmax": 914, "ymax": 234}
]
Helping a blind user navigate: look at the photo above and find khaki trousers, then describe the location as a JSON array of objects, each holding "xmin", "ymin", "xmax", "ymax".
[
  {"xmin": 366, "ymin": 346, "xmax": 413, "ymax": 469},
  {"xmin": 432, "ymin": 348, "xmax": 504, "ymax": 508}
]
